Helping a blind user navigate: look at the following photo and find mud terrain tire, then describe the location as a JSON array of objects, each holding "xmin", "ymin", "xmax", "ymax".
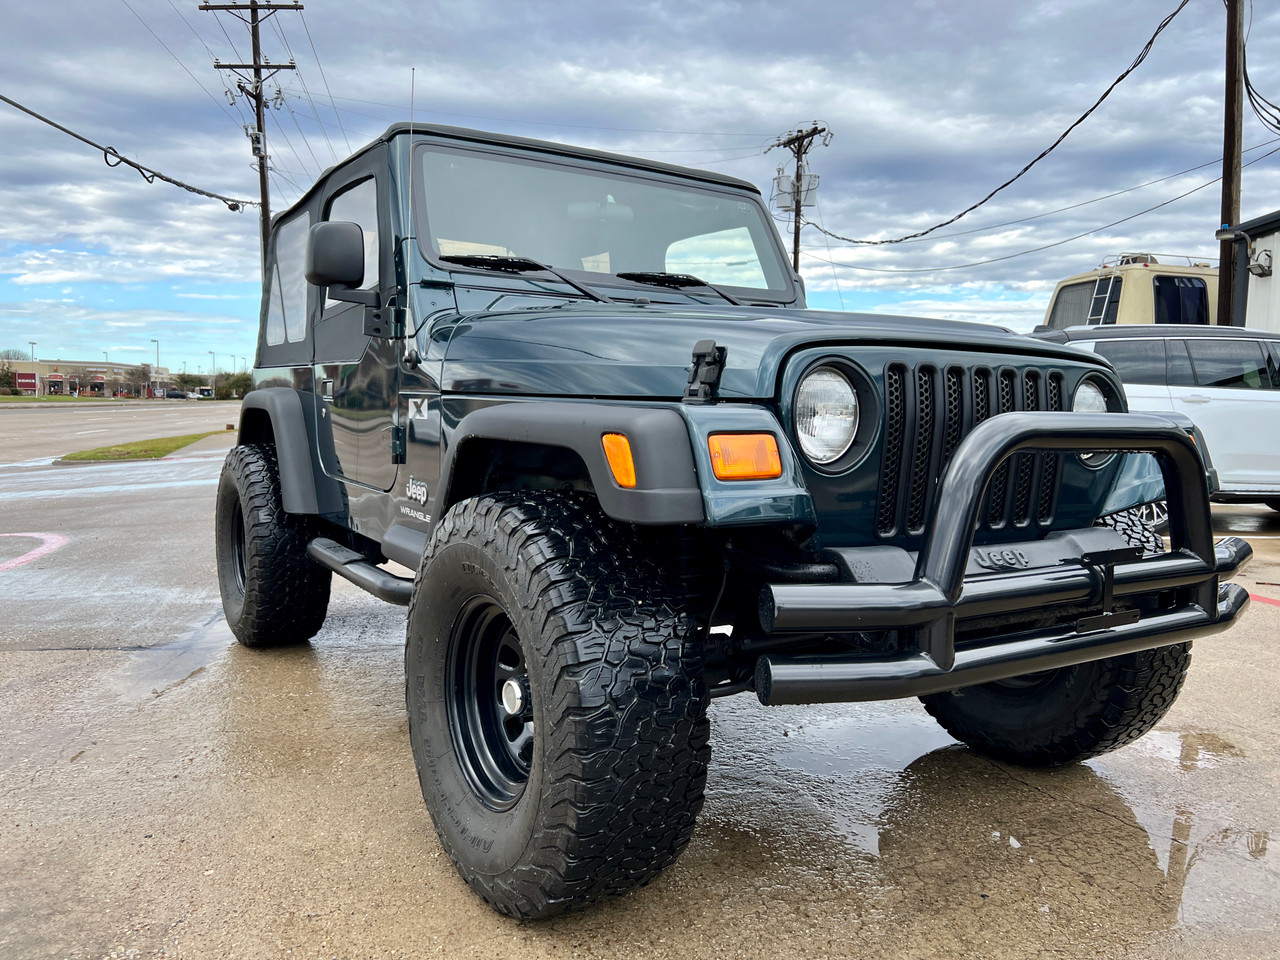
[
  {"xmin": 405, "ymin": 492, "xmax": 710, "ymax": 919},
  {"xmin": 215, "ymin": 444, "xmax": 331, "ymax": 647},
  {"xmin": 920, "ymin": 509, "xmax": 1189, "ymax": 766}
]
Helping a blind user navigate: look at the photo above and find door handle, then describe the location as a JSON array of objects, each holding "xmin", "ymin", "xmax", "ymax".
[
  {"xmin": 321, "ymin": 378, "xmax": 334, "ymax": 400},
  {"xmin": 1178, "ymin": 394, "xmax": 1211, "ymax": 404}
]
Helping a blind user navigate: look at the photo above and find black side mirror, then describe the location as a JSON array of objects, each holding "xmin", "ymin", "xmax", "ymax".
[{"xmin": 306, "ymin": 222, "xmax": 379, "ymax": 309}]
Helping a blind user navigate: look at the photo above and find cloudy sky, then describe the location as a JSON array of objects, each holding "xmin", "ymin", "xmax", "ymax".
[{"xmin": 2, "ymin": 0, "xmax": 1278, "ymax": 374}]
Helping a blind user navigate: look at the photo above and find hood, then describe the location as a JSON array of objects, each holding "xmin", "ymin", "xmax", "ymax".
[{"xmin": 438, "ymin": 303, "xmax": 1107, "ymax": 399}]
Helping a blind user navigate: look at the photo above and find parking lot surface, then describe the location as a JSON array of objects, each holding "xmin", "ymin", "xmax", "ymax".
[{"xmin": 1, "ymin": 404, "xmax": 1277, "ymax": 959}]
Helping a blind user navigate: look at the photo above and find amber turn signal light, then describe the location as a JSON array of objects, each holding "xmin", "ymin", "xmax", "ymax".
[
  {"xmin": 708, "ymin": 433, "xmax": 782, "ymax": 481},
  {"xmin": 601, "ymin": 433, "xmax": 637, "ymax": 488}
]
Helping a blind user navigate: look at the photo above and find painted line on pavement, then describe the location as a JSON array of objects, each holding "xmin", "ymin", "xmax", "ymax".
[
  {"xmin": 1250, "ymin": 593, "xmax": 1280, "ymax": 607},
  {"xmin": 0, "ymin": 532, "xmax": 69, "ymax": 572}
]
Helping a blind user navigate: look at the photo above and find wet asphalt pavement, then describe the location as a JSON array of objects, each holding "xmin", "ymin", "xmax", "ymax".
[{"xmin": 1, "ymin": 402, "xmax": 1278, "ymax": 959}]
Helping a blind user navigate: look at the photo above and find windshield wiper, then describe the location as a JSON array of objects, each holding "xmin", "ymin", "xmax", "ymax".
[
  {"xmin": 439, "ymin": 254, "xmax": 612, "ymax": 303},
  {"xmin": 614, "ymin": 271, "xmax": 742, "ymax": 306}
]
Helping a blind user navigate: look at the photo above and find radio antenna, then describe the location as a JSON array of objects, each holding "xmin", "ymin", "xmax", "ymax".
[{"xmin": 408, "ymin": 67, "xmax": 416, "ymax": 243}]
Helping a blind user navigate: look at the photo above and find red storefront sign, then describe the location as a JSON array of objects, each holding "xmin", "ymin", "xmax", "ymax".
[{"xmin": 15, "ymin": 373, "xmax": 37, "ymax": 389}]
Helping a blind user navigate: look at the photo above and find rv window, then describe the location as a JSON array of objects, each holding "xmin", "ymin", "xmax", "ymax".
[
  {"xmin": 1047, "ymin": 281, "xmax": 1093, "ymax": 329},
  {"xmin": 1152, "ymin": 276, "xmax": 1209, "ymax": 325}
]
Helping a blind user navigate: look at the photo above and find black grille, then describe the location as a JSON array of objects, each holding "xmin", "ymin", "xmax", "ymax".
[{"xmin": 875, "ymin": 364, "xmax": 1065, "ymax": 539}]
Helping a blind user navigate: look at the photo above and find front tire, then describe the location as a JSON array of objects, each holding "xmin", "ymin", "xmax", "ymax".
[
  {"xmin": 920, "ymin": 509, "xmax": 1188, "ymax": 765},
  {"xmin": 405, "ymin": 492, "xmax": 710, "ymax": 919},
  {"xmin": 215, "ymin": 444, "xmax": 331, "ymax": 647}
]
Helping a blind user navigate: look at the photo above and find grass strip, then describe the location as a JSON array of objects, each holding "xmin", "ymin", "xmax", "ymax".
[{"xmin": 62, "ymin": 431, "xmax": 224, "ymax": 461}]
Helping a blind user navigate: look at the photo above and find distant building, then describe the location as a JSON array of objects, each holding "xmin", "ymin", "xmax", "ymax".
[{"xmin": 5, "ymin": 358, "xmax": 171, "ymax": 397}]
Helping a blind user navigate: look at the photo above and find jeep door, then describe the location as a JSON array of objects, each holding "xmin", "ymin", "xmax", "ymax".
[{"xmin": 312, "ymin": 161, "xmax": 400, "ymax": 492}]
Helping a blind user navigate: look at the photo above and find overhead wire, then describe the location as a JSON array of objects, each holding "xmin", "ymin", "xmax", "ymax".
[
  {"xmin": 298, "ymin": 11, "xmax": 351, "ymax": 153},
  {"xmin": 266, "ymin": 107, "xmax": 320, "ymax": 184},
  {"xmin": 807, "ymin": 136, "xmax": 1280, "ymax": 247},
  {"xmin": 0, "ymin": 93, "xmax": 256, "ymax": 210},
  {"xmin": 162, "ymin": 0, "xmax": 252, "ymax": 128},
  {"xmin": 809, "ymin": 0, "xmax": 1193, "ymax": 247},
  {"xmin": 118, "ymin": 0, "xmax": 242, "ymax": 130},
  {"xmin": 269, "ymin": 17, "xmax": 337, "ymax": 162},
  {"xmin": 799, "ymin": 143, "xmax": 1280, "ymax": 275}
]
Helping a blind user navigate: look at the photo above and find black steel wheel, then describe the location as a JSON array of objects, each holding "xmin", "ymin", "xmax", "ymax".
[
  {"xmin": 406, "ymin": 492, "xmax": 710, "ymax": 919},
  {"xmin": 447, "ymin": 597, "xmax": 533, "ymax": 809},
  {"xmin": 215, "ymin": 444, "xmax": 330, "ymax": 647},
  {"xmin": 920, "ymin": 508, "xmax": 1189, "ymax": 766}
]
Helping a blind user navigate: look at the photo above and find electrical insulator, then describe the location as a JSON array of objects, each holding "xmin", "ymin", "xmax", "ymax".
[{"xmin": 272, "ymin": 88, "xmax": 284, "ymax": 110}]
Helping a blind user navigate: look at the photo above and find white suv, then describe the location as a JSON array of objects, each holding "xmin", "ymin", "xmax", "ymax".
[{"xmin": 1035, "ymin": 324, "xmax": 1280, "ymax": 521}]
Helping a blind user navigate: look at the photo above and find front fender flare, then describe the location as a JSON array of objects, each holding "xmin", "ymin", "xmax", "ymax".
[{"xmin": 441, "ymin": 401, "xmax": 705, "ymax": 524}]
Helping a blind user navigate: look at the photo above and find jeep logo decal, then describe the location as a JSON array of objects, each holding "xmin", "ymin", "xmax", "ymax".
[
  {"xmin": 974, "ymin": 547, "xmax": 1030, "ymax": 571},
  {"xmin": 405, "ymin": 475, "xmax": 428, "ymax": 505}
]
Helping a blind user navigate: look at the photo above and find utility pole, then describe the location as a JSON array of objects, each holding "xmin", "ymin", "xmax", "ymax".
[
  {"xmin": 1218, "ymin": 0, "xmax": 1244, "ymax": 325},
  {"xmin": 767, "ymin": 124, "xmax": 832, "ymax": 272},
  {"xmin": 200, "ymin": 0, "xmax": 302, "ymax": 269}
]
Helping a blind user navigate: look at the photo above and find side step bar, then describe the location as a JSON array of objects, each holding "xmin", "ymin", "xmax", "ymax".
[{"xmin": 307, "ymin": 537, "xmax": 413, "ymax": 606}]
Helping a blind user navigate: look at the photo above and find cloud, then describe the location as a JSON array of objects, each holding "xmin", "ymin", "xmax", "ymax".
[{"xmin": 0, "ymin": 0, "xmax": 1277, "ymax": 368}]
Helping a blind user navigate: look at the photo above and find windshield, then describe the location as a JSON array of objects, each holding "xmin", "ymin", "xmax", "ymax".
[{"xmin": 414, "ymin": 143, "xmax": 792, "ymax": 297}]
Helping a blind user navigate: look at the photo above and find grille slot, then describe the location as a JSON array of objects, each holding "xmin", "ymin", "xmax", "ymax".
[{"xmin": 875, "ymin": 362, "xmax": 1064, "ymax": 541}]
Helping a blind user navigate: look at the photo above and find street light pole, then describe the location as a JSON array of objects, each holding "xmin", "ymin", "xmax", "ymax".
[
  {"xmin": 208, "ymin": 350, "xmax": 216, "ymax": 395},
  {"xmin": 28, "ymin": 341, "xmax": 35, "ymax": 363},
  {"xmin": 150, "ymin": 338, "xmax": 160, "ymax": 397}
]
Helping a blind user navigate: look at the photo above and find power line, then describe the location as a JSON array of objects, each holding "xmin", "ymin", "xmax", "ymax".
[
  {"xmin": 268, "ymin": 17, "xmax": 337, "ymax": 162},
  {"xmin": 799, "ymin": 143, "xmax": 1280, "ymax": 275},
  {"xmin": 266, "ymin": 106, "xmax": 320, "ymax": 182},
  {"xmin": 118, "ymin": 0, "xmax": 242, "ymax": 130},
  {"xmin": 0, "ymin": 92, "xmax": 256, "ymax": 210},
  {"xmin": 810, "ymin": 136, "xmax": 1280, "ymax": 247},
  {"xmin": 813, "ymin": 0, "xmax": 1193, "ymax": 247},
  {"xmin": 299, "ymin": 11, "xmax": 351, "ymax": 153}
]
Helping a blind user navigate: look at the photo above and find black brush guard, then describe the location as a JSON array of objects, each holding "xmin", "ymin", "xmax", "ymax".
[{"xmin": 755, "ymin": 413, "xmax": 1253, "ymax": 706}]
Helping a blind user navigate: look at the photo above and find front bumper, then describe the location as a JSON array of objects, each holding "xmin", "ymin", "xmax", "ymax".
[{"xmin": 754, "ymin": 413, "xmax": 1253, "ymax": 706}]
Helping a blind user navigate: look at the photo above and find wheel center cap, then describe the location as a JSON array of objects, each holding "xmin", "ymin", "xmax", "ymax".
[{"xmin": 500, "ymin": 678, "xmax": 525, "ymax": 717}]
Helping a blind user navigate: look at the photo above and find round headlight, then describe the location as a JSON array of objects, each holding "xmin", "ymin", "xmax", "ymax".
[
  {"xmin": 1073, "ymin": 378, "xmax": 1114, "ymax": 466},
  {"xmin": 1073, "ymin": 379, "xmax": 1108, "ymax": 414},
  {"xmin": 795, "ymin": 366, "xmax": 858, "ymax": 464}
]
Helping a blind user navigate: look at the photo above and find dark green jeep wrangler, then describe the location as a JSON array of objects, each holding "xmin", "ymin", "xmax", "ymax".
[{"xmin": 215, "ymin": 123, "xmax": 1251, "ymax": 918}]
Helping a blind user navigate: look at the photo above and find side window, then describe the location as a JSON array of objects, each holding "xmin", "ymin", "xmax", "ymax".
[
  {"xmin": 266, "ymin": 210, "xmax": 311, "ymax": 344},
  {"xmin": 1167, "ymin": 339, "xmax": 1195, "ymax": 386},
  {"xmin": 1152, "ymin": 276, "xmax": 1209, "ymax": 325},
  {"xmin": 324, "ymin": 178, "xmax": 380, "ymax": 308},
  {"xmin": 1186, "ymin": 339, "xmax": 1270, "ymax": 389},
  {"xmin": 666, "ymin": 227, "xmax": 768, "ymax": 288},
  {"xmin": 1092, "ymin": 339, "xmax": 1167, "ymax": 384}
]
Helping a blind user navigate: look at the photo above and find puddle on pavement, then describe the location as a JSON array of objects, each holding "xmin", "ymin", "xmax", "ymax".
[
  {"xmin": 698, "ymin": 695, "xmax": 1279, "ymax": 942},
  {"xmin": 98, "ymin": 611, "xmax": 235, "ymax": 703}
]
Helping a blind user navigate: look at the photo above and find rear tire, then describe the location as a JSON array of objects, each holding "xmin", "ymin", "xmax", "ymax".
[
  {"xmin": 920, "ymin": 509, "xmax": 1189, "ymax": 765},
  {"xmin": 405, "ymin": 492, "xmax": 710, "ymax": 919},
  {"xmin": 215, "ymin": 444, "xmax": 330, "ymax": 647}
]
